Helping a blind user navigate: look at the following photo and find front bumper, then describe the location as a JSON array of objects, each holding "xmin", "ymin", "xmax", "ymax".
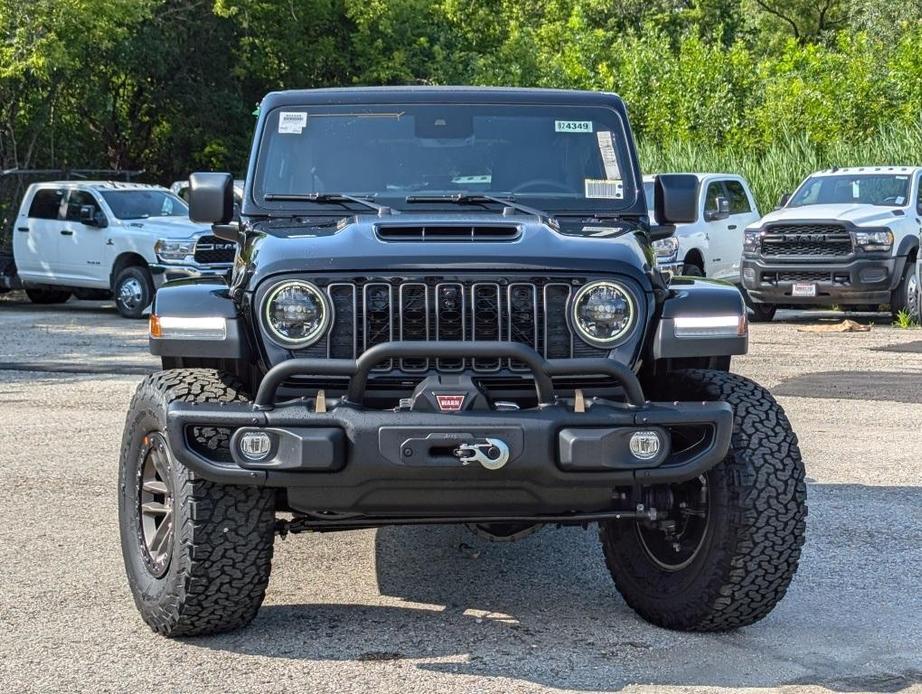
[
  {"xmin": 741, "ymin": 255, "xmax": 899, "ymax": 305},
  {"xmin": 166, "ymin": 341, "xmax": 733, "ymax": 517},
  {"xmin": 150, "ymin": 263, "xmax": 232, "ymax": 288}
]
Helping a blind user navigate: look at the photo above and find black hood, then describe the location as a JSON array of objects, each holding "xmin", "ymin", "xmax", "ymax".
[{"xmin": 240, "ymin": 212, "xmax": 654, "ymax": 290}]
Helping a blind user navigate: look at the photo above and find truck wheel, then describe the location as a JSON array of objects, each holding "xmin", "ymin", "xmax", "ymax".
[
  {"xmin": 25, "ymin": 287, "xmax": 72, "ymax": 304},
  {"xmin": 118, "ymin": 369, "xmax": 275, "ymax": 637},
  {"xmin": 682, "ymin": 263, "xmax": 703, "ymax": 277},
  {"xmin": 114, "ymin": 266, "xmax": 154, "ymax": 319},
  {"xmin": 891, "ymin": 261, "xmax": 918, "ymax": 320},
  {"xmin": 748, "ymin": 302, "xmax": 776, "ymax": 322},
  {"xmin": 599, "ymin": 369, "xmax": 807, "ymax": 631}
]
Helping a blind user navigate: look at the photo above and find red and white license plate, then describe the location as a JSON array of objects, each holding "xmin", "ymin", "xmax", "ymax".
[{"xmin": 792, "ymin": 283, "xmax": 817, "ymax": 298}]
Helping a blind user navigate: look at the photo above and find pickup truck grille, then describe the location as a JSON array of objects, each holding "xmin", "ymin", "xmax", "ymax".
[
  {"xmin": 304, "ymin": 277, "xmax": 606, "ymax": 372},
  {"xmin": 760, "ymin": 224, "xmax": 853, "ymax": 257},
  {"xmin": 193, "ymin": 235, "xmax": 236, "ymax": 265}
]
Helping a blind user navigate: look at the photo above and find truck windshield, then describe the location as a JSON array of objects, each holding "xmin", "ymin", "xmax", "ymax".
[
  {"xmin": 100, "ymin": 190, "xmax": 188, "ymax": 220},
  {"xmin": 252, "ymin": 103, "xmax": 637, "ymax": 214},
  {"xmin": 789, "ymin": 174, "xmax": 910, "ymax": 208}
]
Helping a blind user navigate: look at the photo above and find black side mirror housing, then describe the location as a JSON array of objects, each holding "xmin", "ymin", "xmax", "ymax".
[
  {"xmin": 654, "ymin": 174, "xmax": 698, "ymax": 225},
  {"xmin": 776, "ymin": 192, "xmax": 791, "ymax": 209},
  {"xmin": 705, "ymin": 196, "xmax": 730, "ymax": 221},
  {"xmin": 79, "ymin": 205, "xmax": 96, "ymax": 224},
  {"xmin": 189, "ymin": 172, "xmax": 234, "ymax": 224}
]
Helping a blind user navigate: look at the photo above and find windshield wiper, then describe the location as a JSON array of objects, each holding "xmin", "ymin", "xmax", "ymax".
[
  {"xmin": 404, "ymin": 192, "xmax": 556, "ymax": 226},
  {"xmin": 264, "ymin": 192, "xmax": 392, "ymax": 215}
]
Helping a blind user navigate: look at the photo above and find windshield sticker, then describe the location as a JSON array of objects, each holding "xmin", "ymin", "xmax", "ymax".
[
  {"xmin": 585, "ymin": 179, "xmax": 624, "ymax": 199},
  {"xmin": 596, "ymin": 131, "xmax": 621, "ymax": 180},
  {"xmin": 851, "ymin": 181, "xmax": 860, "ymax": 198},
  {"xmin": 278, "ymin": 112, "xmax": 307, "ymax": 134},
  {"xmin": 555, "ymin": 120, "xmax": 593, "ymax": 133},
  {"xmin": 452, "ymin": 175, "xmax": 492, "ymax": 184},
  {"xmin": 895, "ymin": 196, "xmax": 905, "ymax": 205}
]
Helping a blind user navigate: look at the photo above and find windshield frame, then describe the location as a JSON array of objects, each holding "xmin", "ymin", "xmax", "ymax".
[
  {"xmin": 788, "ymin": 173, "xmax": 912, "ymax": 209},
  {"xmin": 247, "ymin": 100, "xmax": 642, "ymax": 217},
  {"xmin": 99, "ymin": 188, "xmax": 189, "ymax": 220}
]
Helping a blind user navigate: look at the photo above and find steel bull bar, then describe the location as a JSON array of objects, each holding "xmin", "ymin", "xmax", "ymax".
[{"xmin": 166, "ymin": 342, "xmax": 733, "ymax": 513}]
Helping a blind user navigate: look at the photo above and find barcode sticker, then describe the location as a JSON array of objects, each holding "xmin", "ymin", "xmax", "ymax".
[
  {"xmin": 555, "ymin": 120, "xmax": 593, "ymax": 133},
  {"xmin": 278, "ymin": 111, "xmax": 307, "ymax": 134},
  {"xmin": 585, "ymin": 179, "xmax": 624, "ymax": 199},
  {"xmin": 596, "ymin": 131, "xmax": 621, "ymax": 180}
]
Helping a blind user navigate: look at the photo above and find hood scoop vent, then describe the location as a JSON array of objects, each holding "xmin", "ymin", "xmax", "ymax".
[{"xmin": 375, "ymin": 224, "xmax": 521, "ymax": 242}]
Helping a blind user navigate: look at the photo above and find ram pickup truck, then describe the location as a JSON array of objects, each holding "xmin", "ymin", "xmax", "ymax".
[
  {"xmin": 0, "ymin": 181, "xmax": 235, "ymax": 317},
  {"xmin": 741, "ymin": 166, "xmax": 921, "ymax": 321},
  {"xmin": 118, "ymin": 86, "xmax": 806, "ymax": 638},
  {"xmin": 643, "ymin": 173, "xmax": 760, "ymax": 281}
]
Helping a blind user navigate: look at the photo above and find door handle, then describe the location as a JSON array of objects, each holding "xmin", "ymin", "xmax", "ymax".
[
  {"xmin": 728, "ymin": 224, "xmax": 737, "ymax": 230},
  {"xmin": 60, "ymin": 230, "xmax": 74, "ymax": 236},
  {"xmin": 17, "ymin": 226, "xmax": 29, "ymax": 233}
]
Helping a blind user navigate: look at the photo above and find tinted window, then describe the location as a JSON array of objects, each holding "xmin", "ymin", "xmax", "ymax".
[
  {"xmin": 704, "ymin": 182, "xmax": 723, "ymax": 213},
  {"xmin": 28, "ymin": 188, "xmax": 65, "ymax": 220},
  {"xmin": 64, "ymin": 190, "xmax": 100, "ymax": 222},
  {"xmin": 724, "ymin": 180, "xmax": 751, "ymax": 214},
  {"xmin": 254, "ymin": 103, "xmax": 638, "ymax": 218},
  {"xmin": 100, "ymin": 189, "xmax": 188, "ymax": 219}
]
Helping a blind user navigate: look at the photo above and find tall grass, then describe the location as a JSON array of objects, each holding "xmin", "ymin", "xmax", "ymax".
[{"xmin": 638, "ymin": 123, "xmax": 922, "ymax": 213}]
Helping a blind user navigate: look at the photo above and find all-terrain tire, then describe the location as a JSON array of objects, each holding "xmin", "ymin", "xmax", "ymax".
[
  {"xmin": 599, "ymin": 369, "xmax": 807, "ymax": 631},
  {"xmin": 118, "ymin": 368, "xmax": 275, "ymax": 637},
  {"xmin": 25, "ymin": 287, "xmax": 72, "ymax": 304},
  {"xmin": 748, "ymin": 302, "xmax": 776, "ymax": 322}
]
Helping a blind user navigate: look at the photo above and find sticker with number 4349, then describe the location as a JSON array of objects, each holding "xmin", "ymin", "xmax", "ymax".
[{"xmin": 555, "ymin": 120, "xmax": 593, "ymax": 133}]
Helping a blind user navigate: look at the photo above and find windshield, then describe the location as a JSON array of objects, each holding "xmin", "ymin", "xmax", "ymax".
[
  {"xmin": 100, "ymin": 190, "xmax": 188, "ymax": 219},
  {"xmin": 789, "ymin": 174, "xmax": 910, "ymax": 208},
  {"xmin": 253, "ymin": 103, "xmax": 638, "ymax": 214}
]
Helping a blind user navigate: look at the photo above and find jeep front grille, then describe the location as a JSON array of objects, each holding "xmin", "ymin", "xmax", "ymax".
[
  {"xmin": 301, "ymin": 277, "xmax": 607, "ymax": 372},
  {"xmin": 193, "ymin": 235, "xmax": 236, "ymax": 265},
  {"xmin": 760, "ymin": 224, "xmax": 853, "ymax": 257}
]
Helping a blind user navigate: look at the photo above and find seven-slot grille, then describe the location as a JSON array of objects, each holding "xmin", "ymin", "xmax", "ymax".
[
  {"xmin": 760, "ymin": 224, "xmax": 853, "ymax": 257},
  {"xmin": 193, "ymin": 235, "xmax": 236, "ymax": 265},
  {"xmin": 313, "ymin": 277, "xmax": 602, "ymax": 372}
]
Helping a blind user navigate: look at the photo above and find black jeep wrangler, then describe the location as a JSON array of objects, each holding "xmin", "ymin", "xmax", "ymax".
[{"xmin": 118, "ymin": 87, "xmax": 807, "ymax": 637}]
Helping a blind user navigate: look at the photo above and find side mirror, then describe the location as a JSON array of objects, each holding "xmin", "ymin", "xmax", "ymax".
[
  {"xmin": 654, "ymin": 174, "xmax": 698, "ymax": 225},
  {"xmin": 94, "ymin": 210, "xmax": 108, "ymax": 228},
  {"xmin": 79, "ymin": 205, "xmax": 96, "ymax": 224},
  {"xmin": 776, "ymin": 192, "xmax": 791, "ymax": 209},
  {"xmin": 705, "ymin": 196, "xmax": 730, "ymax": 221},
  {"xmin": 189, "ymin": 172, "xmax": 234, "ymax": 224}
]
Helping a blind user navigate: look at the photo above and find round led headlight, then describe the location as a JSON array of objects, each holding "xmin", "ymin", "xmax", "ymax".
[
  {"xmin": 262, "ymin": 280, "xmax": 330, "ymax": 348},
  {"xmin": 571, "ymin": 280, "xmax": 635, "ymax": 347}
]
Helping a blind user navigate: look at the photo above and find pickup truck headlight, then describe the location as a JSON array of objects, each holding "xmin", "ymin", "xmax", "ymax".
[
  {"xmin": 571, "ymin": 280, "xmax": 635, "ymax": 347},
  {"xmin": 262, "ymin": 280, "xmax": 330, "ymax": 348},
  {"xmin": 653, "ymin": 236, "xmax": 679, "ymax": 261},
  {"xmin": 854, "ymin": 230, "xmax": 893, "ymax": 252},
  {"xmin": 154, "ymin": 239, "xmax": 196, "ymax": 263},
  {"xmin": 743, "ymin": 229, "xmax": 762, "ymax": 254}
]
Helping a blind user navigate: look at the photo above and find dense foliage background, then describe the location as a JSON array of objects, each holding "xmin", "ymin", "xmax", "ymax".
[{"xmin": 2, "ymin": 0, "xmax": 921, "ymax": 211}]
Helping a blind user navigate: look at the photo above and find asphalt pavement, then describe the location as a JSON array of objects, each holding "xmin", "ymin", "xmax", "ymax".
[{"xmin": 1, "ymin": 292, "xmax": 920, "ymax": 693}]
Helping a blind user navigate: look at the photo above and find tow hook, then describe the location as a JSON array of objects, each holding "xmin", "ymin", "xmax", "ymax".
[{"xmin": 454, "ymin": 438, "xmax": 510, "ymax": 470}]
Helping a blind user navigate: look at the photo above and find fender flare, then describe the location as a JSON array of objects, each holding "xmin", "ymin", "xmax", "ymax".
[{"xmin": 653, "ymin": 278, "xmax": 748, "ymax": 360}]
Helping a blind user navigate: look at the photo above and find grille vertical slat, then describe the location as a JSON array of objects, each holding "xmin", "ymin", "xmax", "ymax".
[
  {"xmin": 471, "ymin": 283, "xmax": 502, "ymax": 371},
  {"xmin": 399, "ymin": 283, "xmax": 429, "ymax": 371},
  {"xmin": 364, "ymin": 283, "xmax": 393, "ymax": 371},
  {"xmin": 507, "ymin": 283, "xmax": 538, "ymax": 371},
  {"xmin": 435, "ymin": 282, "xmax": 466, "ymax": 371},
  {"xmin": 327, "ymin": 283, "xmax": 357, "ymax": 358},
  {"xmin": 543, "ymin": 283, "xmax": 573, "ymax": 359}
]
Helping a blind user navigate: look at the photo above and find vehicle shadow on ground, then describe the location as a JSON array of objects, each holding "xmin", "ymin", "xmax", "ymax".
[
  {"xmin": 194, "ymin": 483, "xmax": 922, "ymax": 692},
  {"xmin": 771, "ymin": 309, "xmax": 895, "ymax": 326}
]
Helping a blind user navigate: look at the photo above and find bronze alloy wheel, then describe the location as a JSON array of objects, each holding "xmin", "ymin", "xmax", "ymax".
[
  {"xmin": 635, "ymin": 475, "xmax": 711, "ymax": 572},
  {"xmin": 137, "ymin": 432, "xmax": 174, "ymax": 577}
]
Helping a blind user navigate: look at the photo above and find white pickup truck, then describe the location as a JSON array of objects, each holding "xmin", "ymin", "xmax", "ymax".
[
  {"xmin": 643, "ymin": 173, "xmax": 760, "ymax": 281},
  {"xmin": 1, "ymin": 181, "xmax": 234, "ymax": 317},
  {"xmin": 741, "ymin": 166, "xmax": 921, "ymax": 321}
]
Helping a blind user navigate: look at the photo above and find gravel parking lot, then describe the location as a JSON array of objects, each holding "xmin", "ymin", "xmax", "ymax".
[{"xmin": 1, "ymin": 292, "xmax": 920, "ymax": 693}]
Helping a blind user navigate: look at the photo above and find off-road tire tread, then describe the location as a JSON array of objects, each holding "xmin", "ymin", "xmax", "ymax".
[
  {"xmin": 600, "ymin": 369, "xmax": 807, "ymax": 631},
  {"xmin": 120, "ymin": 368, "xmax": 275, "ymax": 637},
  {"xmin": 25, "ymin": 287, "xmax": 71, "ymax": 304}
]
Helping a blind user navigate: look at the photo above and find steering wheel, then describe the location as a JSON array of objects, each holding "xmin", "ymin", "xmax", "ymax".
[{"xmin": 511, "ymin": 179, "xmax": 577, "ymax": 194}]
